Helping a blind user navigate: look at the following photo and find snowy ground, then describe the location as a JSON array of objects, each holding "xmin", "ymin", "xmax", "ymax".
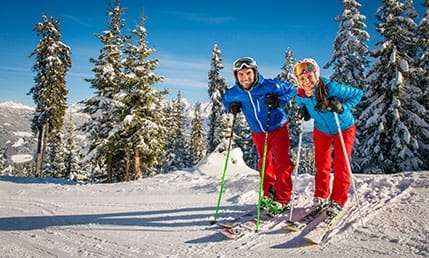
[{"xmin": 0, "ymin": 148, "xmax": 428, "ymax": 257}]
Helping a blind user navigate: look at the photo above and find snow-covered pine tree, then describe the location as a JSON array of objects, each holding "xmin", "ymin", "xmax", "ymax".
[
  {"xmin": 28, "ymin": 15, "xmax": 71, "ymax": 177},
  {"xmin": 417, "ymin": 0, "xmax": 429, "ymax": 109},
  {"xmin": 161, "ymin": 101, "xmax": 175, "ymax": 173},
  {"xmin": 44, "ymin": 132, "xmax": 66, "ymax": 178},
  {"xmin": 324, "ymin": 0, "xmax": 369, "ymax": 90},
  {"xmin": 80, "ymin": 0, "xmax": 128, "ymax": 182},
  {"xmin": 207, "ymin": 43, "xmax": 229, "ymax": 153},
  {"xmin": 118, "ymin": 16, "xmax": 167, "ymax": 180},
  {"xmin": 355, "ymin": 0, "xmax": 429, "ymax": 173},
  {"xmin": 191, "ymin": 102, "xmax": 206, "ymax": 165},
  {"xmin": 162, "ymin": 91, "xmax": 192, "ymax": 172},
  {"xmin": 276, "ymin": 48, "xmax": 297, "ymax": 85},
  {"xmin": 63, "ymin": 112, "xmax": 80, "ymax": 181}
]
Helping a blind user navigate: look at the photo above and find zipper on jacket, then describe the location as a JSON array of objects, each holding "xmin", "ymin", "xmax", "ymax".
[{"xmin": 246, "ymin": 91, "xmax": 266, "ymax": 133}]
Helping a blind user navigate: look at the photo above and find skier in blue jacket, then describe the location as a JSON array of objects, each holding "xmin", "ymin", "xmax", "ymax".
[
  {"xmin": 222, "ymin": 57, "xmax": 296, "ymax": 215},
  {"xmin": 293, "ymin": 58, "xmax": 363, "ymax": 220}
]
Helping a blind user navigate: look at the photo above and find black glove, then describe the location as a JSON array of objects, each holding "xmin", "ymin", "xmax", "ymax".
[
  {"xmin": 298, "ymin": 106, "xmax": 311, "ymax": 121},
  {"xmin": 326, "ymin": 99, "xmax": 344, "ymax": 114},
  {"xmin": 230, "ymin": 102, "xmax": 242, "ymax": 115},
  {"xmin": 265, "ymin": 94, "xmax": 279, "ymax": 109}
]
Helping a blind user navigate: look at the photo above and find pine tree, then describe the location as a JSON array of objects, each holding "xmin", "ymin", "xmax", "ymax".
[
  {"xmin": 28, "ymin": 15, "xmax": 72, "ymax": 177},
  {"xmin": 324, "ymin": 0, "xmax": 369, "ymax": 90},
  {"xmin": 191, "ymin": 102, "xmax": 206, "ymax": 165},
  {"xmin": 276, "ymin": 48, "xmax": 298, "ymax": 85},
  {"xmin": 63, "ymin": 112, "xmax": 80, "ymax": 180},
  {"xmin": 417, "ymin": 0, "xmax": 429, "ymax": 109},
  {"xmin": 355, "ymin": 0, "xmax": 429, "ymax": 173},
  {"xmin": 207, "ymin": 43, "xmax": 229, "ymax": 153},
  {"xmin": 44, "ymin": 132, "xmax": 66, "ymax": 177},
  {"xmin": 80, "ymin": 0, "xmax": 128, "ymax": 182},
  {"xmin": 118, "ymin": 15, "xmax": 167, "ymax": 180},
  {"xmin": 162, "ymin": 91, "xmax": 192, "ymax": 172},
  {"xmin": 415, "ymin": 0, "xmax": 429, "ymax": 165}
]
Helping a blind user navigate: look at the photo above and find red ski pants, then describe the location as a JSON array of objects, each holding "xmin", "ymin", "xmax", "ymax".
[
  {"xmin": 252, "ymin": 122, "xmax": 294, "ymax": 204},
  {"xmin": 313, "ymin": 125, "xmax": 356, "ymax": 206}
]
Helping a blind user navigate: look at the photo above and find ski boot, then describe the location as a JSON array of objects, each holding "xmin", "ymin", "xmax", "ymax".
[
  {"xmin": 323, "ymin": 200, "xmax": 343, "ymax": 225},
  {"xmin": 260, "ymin": 195, "xmax": 273, "ymax": 210},
  {"xmin": 268, "ymin": 201, "xmax": 290, "ymax": 216}
]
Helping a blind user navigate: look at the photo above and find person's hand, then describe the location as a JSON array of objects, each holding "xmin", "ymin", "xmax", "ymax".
[
  {"xmin": 265, "ymin": 94, "xmax": 279, "ymax": 109},
  {"xmin": 298, "ymin": 106, "xmax": 311, "ymax": 121},
  {"xmin": 326, "ymin": 99, "xmax": 344, "ymax": 114},
  {"xmin": 230, "ymin": 102, "xmax": 242, "ymax": 115}
]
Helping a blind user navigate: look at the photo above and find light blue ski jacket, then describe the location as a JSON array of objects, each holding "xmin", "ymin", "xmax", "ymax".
[{"xmin": 295, "ymin": 77, "xmax": 363, "ymax": 134}]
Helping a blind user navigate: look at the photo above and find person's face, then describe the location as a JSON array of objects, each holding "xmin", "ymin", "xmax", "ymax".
[
  {"xmin": 297, "ymin": 72, "xmax": 318, "ymax": 91},
  {"xmin": 236, "ymin": 67, "xmax": 255, "ymax": 89}
]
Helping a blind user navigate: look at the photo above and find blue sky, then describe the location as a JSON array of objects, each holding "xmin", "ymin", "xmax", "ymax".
[{"xmin": 0, "ymin": 0, "xmax": 426, "ymax": 106}]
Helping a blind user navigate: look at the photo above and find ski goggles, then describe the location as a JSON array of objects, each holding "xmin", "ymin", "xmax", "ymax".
[
  {"xmin": 233, "ymin": 57, "xmax": 257, "ymax": 71},
  {"xmin": 294, "ymin": 62, "xmax": 316, "ymax": 76}
]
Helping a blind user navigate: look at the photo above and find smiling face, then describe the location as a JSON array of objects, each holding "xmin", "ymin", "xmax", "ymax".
[
  {"xmin": 297, "ymin": 72, "xmax": 319, "ymax": 93},
  {"xmin": 236, "ymin": 67, "xmax": 256, "ymax": 90}
]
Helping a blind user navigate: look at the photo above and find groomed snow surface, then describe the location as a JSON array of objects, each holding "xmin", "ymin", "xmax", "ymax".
[{"xmin": 0, "ymin": 148, "xmax": 428, "ymax": 257}]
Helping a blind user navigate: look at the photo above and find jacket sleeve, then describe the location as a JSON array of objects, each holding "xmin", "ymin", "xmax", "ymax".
[
  {"xmin": 222, "ymin": 91, "xmax": 231, "ymax": 112},
  {"xmin": 327, "ymin": 80, "xmax": 363, "ymax": 111},
  {"xmin": 271, "ymin": 80, "xmax": 297, "ymax": 106},
  {"xmin": 222, "ymin": 87, "xmax": 238, "ymax": 112}
]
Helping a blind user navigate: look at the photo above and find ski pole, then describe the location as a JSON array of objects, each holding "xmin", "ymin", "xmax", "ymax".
[
  {"xmin": 289, "ymin": 121, "xmax": 304, "ymax": 221},
  {"xmin": 256, "ymin": 107, "xmax": 272, "ymax": 232},
  {"xmin": 333, "ymin": 112, "xmax": 365, "ymax": 227},
  {"xmin": 210, "ymin": 113, "xmax": 237, "ymax": 225}
]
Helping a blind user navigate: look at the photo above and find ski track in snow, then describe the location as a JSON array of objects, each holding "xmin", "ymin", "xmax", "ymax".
[{"xmin": 0, "ymin": 150, "xmax": 428, "ymax": 257}]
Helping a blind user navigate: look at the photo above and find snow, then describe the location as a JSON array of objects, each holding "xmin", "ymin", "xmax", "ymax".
[
  {"xmin": 13, "ymin": 132, "xmax": 33, "ymax": 138},
  {"xmin": 0, "ymin": 101, "xmax": 34, "ymax": 111},
  {"xmin": 10, "ymin": 154, "xmax": 33, "ymax": 164},
  {"xmin": 11, "ymin": 138, "xmax": 26, "ymax": 148},
  {"xmin": 0, "ymin": 148, "xmax": 428, "ymax": 257}
]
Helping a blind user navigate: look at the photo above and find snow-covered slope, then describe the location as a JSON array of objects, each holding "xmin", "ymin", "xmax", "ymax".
[{"xmin": 0, "ymin": 148, "xmax": 427, "ymax": 257}]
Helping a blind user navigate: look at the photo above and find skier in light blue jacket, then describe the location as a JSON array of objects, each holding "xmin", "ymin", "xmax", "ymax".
[{"xmin": 293, "ymin": 58, "xmax": 363, "ymax": 220}]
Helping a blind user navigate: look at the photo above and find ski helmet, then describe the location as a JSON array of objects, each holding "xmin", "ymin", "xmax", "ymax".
[{"xmin": 292, "ymin": 58, "xmax": 320, "ymax": 79}]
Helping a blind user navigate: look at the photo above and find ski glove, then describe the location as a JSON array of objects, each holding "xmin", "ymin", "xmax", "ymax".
[
  {"xmin": 326, "ymin": 99, "xmax": 344, "ymax": 114},
  {"xmin": 230, "ymin": 102, "xmax": 242, "ymax": 115},
  {"xmin": 265, "ymin": 94, "xmax": 279, "ymax": 109},
  {"xmin": 298, "ymin": 106, "xmax": 311, "ymax": 121}
]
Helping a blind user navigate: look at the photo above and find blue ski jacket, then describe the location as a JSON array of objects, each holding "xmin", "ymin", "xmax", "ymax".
[
  {"xmin": 295, "ymin": 77, "xmax": 363, "ymax": 134},
  {"xmin": 222, "ymin": 74, "xmax": 296, "ymax": 133}
]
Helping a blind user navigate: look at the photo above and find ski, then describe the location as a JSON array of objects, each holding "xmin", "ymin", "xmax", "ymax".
[
  {"xmin": 219, "ymin": 209, "xmax": 289, "ymax": 239},
  {"xmin": 303, "ymin": 209, "xmax": 345, "ymax": 245},
  {"xmin": 284, "ymin": 207, "xmax": 326, "ymax": 232},
  {"xmin": 215, "ymin": 208, "xmax": 258, "ymax": 229}
]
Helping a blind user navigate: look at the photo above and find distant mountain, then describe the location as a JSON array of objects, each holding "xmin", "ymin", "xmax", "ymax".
[
  {"xmin": 0, "ymin": 101, "xmax": 89, "ymax": 167},
  {"xmin": 0, "ymin": 100, "xmax": 209, "ymax": 167},
  {"xmin": 0, "ymin": 102, "xmax": 35, "ymax": 166}
]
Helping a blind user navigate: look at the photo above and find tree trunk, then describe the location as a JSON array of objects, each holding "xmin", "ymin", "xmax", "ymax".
[
  {"xmin": 107, "ymin": 152, "xmax": 112, "ymax": 183},
  {"xmin": 134, "ymin": 148, "xmax": 142, "ymax": 180},
  {"xmin": 34, "ymin": 125, "xmax": 44, "ymax": 177},
  {"xmin": 124, "ymin": 149, "xmax": 130, "ymax": 181},
  {"xmin": 40, "ymin": 122, "xmax": 49, "ymax": 174}
]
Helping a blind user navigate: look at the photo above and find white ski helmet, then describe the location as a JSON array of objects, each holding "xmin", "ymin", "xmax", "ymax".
[{"xmin": 292, "ymin": 58, "xmax": 320, "ymax": 80}]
